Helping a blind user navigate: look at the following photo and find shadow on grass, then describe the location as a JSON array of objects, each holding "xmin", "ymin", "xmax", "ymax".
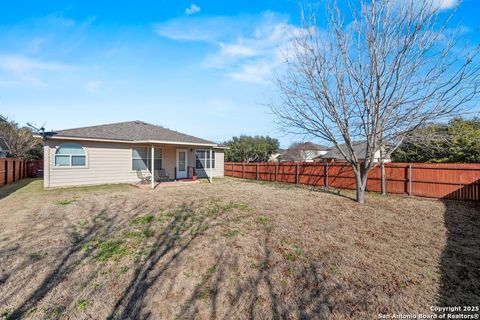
[
  {"xmin": 6, "ymin": 207, "xmax": 121, "ymax": 319},
  {"xmin": 0, "ymin": 178, "xmax": 41, "ymax": 201},
  {"xmin": 438, "ymin": 181, "xmax": 480, "ymax": 315},
  {"xmin": 230, "ymin": 177, "xmax": 357, "ymax": 201},
  {"xmin": 2, "ymin": 193, "xmax": 351, "ymax": 319},
  {"xmin": 175, "ymin": 232, "xmax": 345, "ymax": 320}
]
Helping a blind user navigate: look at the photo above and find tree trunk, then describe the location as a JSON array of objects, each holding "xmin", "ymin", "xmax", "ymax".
[
  {"xmin": 354, "ymin": 163, "xmax": 368, "ymax": 204},
  {"xmin": 356, "ymin": 186, "xmax": 366, "ymax": 204}
]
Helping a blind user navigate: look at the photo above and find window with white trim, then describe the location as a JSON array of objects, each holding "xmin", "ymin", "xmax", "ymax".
[
  {"xmin": 196, "ymin": 150, "xmax": 215, "ymax": 169},
  {"xmin": 55, "ymin": 143, "xmax": 86, "ymax": 167},
  {"xmin": 132, "ymin": 147, "xmax": 162, "ymax": 170}
]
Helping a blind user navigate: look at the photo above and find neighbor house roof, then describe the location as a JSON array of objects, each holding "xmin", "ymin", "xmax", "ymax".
[
  {"xmin": 318, "ymin": 141, "xmax": 390, "ymax": 160},
  {"xmin": 278, "ymin": 142, "xmax": 330, "ymax": 161},
  {"xmin": 292, "ymin": 142, "xmax": 330, "ymax": 150},
  {"xmin": 48, "ymin": 121, "xmax": 219, "ymax": 146}
]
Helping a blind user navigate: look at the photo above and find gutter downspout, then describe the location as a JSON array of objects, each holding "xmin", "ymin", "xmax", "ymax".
[{"xmin": 210, "ymin": 148, "xmax": 213, "ymax": 184}]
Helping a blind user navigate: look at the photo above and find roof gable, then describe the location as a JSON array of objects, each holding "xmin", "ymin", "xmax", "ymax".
[{"xmin": 54, "ymin": 121, "xmax": 216, "ymax": 145}]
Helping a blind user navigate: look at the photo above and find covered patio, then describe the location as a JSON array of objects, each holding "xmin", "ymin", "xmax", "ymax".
[{"xmin": 133, "ymin": 143, "xmax": 216, "ymax": 189}]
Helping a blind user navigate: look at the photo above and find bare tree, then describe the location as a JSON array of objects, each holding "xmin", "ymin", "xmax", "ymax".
[
  {"xmin": 272, "ymin": 0, "xmax": 480, "ymax": 203},
  {"xmin": 0, "ymin": 116, "xmax": 42, "ymax": 160}
]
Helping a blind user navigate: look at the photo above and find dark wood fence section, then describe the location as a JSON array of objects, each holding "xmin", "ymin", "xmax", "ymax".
[
  {"xmin": 225, "ymin": 162, "xmax": 480, "ymax": 201},
  {"xmin": 0, "ymin": 158, "xmax": 42, "ymax": 187}
]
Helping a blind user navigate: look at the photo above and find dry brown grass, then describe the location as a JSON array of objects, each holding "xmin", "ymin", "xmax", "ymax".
[{"xmin": 0, "ymin": 178, "xmax": 478, "ymax": 319}]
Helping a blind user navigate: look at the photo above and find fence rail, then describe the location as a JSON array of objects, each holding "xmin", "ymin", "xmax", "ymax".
[
  {"xmin": 224, "ymin": 162, "xmax": 480, "ymax": 201},
  {"xmin": 0, "ymin": 158, "xmax": 42, "ymax": 187}
]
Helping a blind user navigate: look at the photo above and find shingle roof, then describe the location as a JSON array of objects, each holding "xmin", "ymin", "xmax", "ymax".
[
  {"xmin": 293, "ymin": 142, "xmax": 330, "ymax": 150},
  {"xmin": 320, "ymin": 141, "xmax": 379, "ymax": 160},
  {"xmin": 54, "ymin": 121, "xmax": 216, "ymax": 145}
]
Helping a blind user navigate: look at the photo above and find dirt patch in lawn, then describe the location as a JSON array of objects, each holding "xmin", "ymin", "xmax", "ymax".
[{"xmin": 0, "ymin": 178, "xmax": 478, "ymax": 319}]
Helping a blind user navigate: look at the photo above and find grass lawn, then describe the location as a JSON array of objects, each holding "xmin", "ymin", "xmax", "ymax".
[{"xmin": 0, "ymin": 178, "xmax": 478, "ymax": 319}]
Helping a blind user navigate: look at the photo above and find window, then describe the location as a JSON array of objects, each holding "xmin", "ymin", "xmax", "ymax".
[
  {"xmin": 132, "ymin": 147, "xmax": 162, "ymax": 171},
  {"xmin": 196, "ymin": 150, "xmax": 215, "ymax": 169},
  {"xmin": 55, "ymin": 143, "xmax": 86, "ymax": 167}
]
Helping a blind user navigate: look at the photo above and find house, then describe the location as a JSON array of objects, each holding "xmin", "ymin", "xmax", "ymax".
[
  {"xmin": 0, "ymin": 136, "xmax": 10, "ymax": 158},
  {"xmin": 277, "ymin": 142, "xmax": 330, "ymax": 162},
  {"xmin": 38, "ymin": 121, "xmax": 226, "ymax": 188},
  {"xmin": 314, "ymin": 141, "xmax": 391, "ymax": 163}
]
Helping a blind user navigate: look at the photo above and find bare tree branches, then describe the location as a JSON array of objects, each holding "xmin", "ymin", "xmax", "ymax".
[
  {"xmin": 271, "ymin": 0, "xmax": 480, "ymax": 202},
  {"xmin": 0, "ymin": 116, "xmax": 42, "ymax": 160}
]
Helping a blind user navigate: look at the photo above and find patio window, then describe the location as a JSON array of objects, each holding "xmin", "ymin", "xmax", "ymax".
[
  {"xmin": 196, "ymin": 150, "xmax": 215, "ymax": 169},
  {"xmin": 55, "ymin": 143, "xmax": 86, "ymax": 167},
  {"xmin": 132, "ymin": 147, "xmax": 162, "ymax": 171}
]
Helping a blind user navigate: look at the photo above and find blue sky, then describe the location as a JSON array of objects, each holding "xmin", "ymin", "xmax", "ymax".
[{"xmin": 0, "ymin": 0, "xmax": 479, "ymax": 147}]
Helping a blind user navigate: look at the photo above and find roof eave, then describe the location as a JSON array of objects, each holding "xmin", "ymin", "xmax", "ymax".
[{"xmin": 46, "ymin": 135, "xmax": 220, "ymax": 147}]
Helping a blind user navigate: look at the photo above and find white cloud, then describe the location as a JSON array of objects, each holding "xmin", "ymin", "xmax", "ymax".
[
  {"xmin": 220, "ymin": 43, "xmax": 258, "ymax": 57},
  {"xmin": 0, "ymin": 54, "xmax": 65, "ymax": 73},
  {"xmin": 185, "ymin": 4, "xmax": 201, "ymax": 15},
  {"xmin": 154, "ymin": 12, "xmax": 303, "ymax": 84},
  {"xmin": 431, "ymin": 0, "xmax": 458, "ymax": 9},
  {"xmin": 392, "ymin": 0, "xmax": 459, "ymax": 10},
  {"xmin": 0, "ymin": 53, "xmax": 72, "ymax": 87},
  {"xmin": 229, "ymin": 62, "xmax": 274, "ymax": 84}
]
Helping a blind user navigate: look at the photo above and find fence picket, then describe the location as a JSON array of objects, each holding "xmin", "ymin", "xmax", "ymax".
[{"xmin": 225, "ymin": 162, "xmax": 480, "ymax": 201}]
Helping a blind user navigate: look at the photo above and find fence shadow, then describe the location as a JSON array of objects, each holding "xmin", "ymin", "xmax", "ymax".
[
  {"xmin": 438, "ymin": 180, "xmax": 480, "ymax": 313},
  {"xmin": 0, "ymin": 178, "xmax": 40, "ymax": 201}
]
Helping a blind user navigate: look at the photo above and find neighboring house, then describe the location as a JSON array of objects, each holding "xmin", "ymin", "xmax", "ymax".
[
  {"xmin": 0, "ymin": 137, "xmax": 10, "ymax": 158},
  {"xmin": 278, "ymin": 143, "xmax": 330, "ymax": 162},
  {"xmin": 38, "ymin": 121, "xmax": 226, "ymax": 188},
  {"xmin": 314, "ymin": 141, "xmax": 391, "ymax": 163}
]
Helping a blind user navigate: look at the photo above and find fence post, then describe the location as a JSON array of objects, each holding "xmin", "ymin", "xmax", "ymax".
[
  {"xmin": 256, "ymin": 163, "xmax": 259, "ymax": 180},
  {"xmin": 324, "ymin": 163, "xmax": 329, "ymax": 187},
  {"xmin": 4, "ymin": 160, "xmax": 7, "ymax": 185},
  {"xmin": 242, "ymin": 163, "xmax": 245, "ymax": 179},
  {"xmin": 12, "ymin": 160, "xmax": 16, "ymax": 183},
  {"xmin": 408, "ymin": 164, "xmax": 412, "ymax": 196},
  {"xmin": 275, "ymin": 163, "xmax": 278, "ymax": 182},
  {"xmin": 381, "ymin": 162, "xmax": 386, "ymax": 195},
  {"xmin": 231, "ymin": 163, "xmax": 234, "ymax": 177},
  {"xmin": 295, "ymin": 163, "xmax": 299, "ymax": 185}
]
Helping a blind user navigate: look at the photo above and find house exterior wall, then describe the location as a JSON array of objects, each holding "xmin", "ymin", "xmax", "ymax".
[
  {"xmin": 44, "ymin": 139, "xmax": 224, "ymax": 188},
  {"xmin": 193, "ymin": 148, "xmax": 224, "ymax": 178}
]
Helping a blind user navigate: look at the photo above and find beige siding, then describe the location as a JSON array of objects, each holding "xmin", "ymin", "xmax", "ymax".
[
  {"xmin": 45, "ymin": 139, "xmax": 224, "ymax": 188},
  {"xmin": 46, "ymin": 140, "xmax": 140, "ymax": 188},
  {"xmin": 193, "ymin": 148, "xmax": 224, "ymax": 178}
]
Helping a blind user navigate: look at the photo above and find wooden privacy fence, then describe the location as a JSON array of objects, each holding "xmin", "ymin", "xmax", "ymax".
[
  {"xmin": 224, "ymin": 162, "xmax": 480, "ymax": 201},
  {"xmin": 0, "ymin": 158, "xmax": 41, "ymax": 187}
]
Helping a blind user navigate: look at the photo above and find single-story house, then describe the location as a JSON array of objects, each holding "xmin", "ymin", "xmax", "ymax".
[
  {"xmin": 278, "ymin": 142, "xmax": 330, "ymax": 162},
  {"xmin": 37, "ymin": 121, "xmax": 226, "ymax": 188},
  {"xmin": 314, "ymin": 141, "xmax": 391, "ymax": 163}
]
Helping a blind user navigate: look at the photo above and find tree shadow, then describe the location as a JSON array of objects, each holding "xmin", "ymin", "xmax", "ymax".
[
  {"xmin": 175, "ymin": 232, "xmax": 347, "ymax": 319},
  {"xmin": 6, "ymin": 206, "xmax": 121, "ymax": 319},
  {"xmin": 296, "ymin": 184, "xmax": 356, "ymax": 201},
  {"xmin": 2, "ymin": 193, "xmax": 360, "ymax": 319},
  {"xmin": 438, "ymin": 180, "xmax": 480, "ymax": 315}
]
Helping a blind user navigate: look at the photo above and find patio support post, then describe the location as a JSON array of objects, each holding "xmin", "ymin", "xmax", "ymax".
[
  {"xmin": 151, "ymin": 145, "xmax": 155, "ymax": 189},
  {"xmin": 209, "ymin": 148, "xmax": 213, "ymax": 183}
]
